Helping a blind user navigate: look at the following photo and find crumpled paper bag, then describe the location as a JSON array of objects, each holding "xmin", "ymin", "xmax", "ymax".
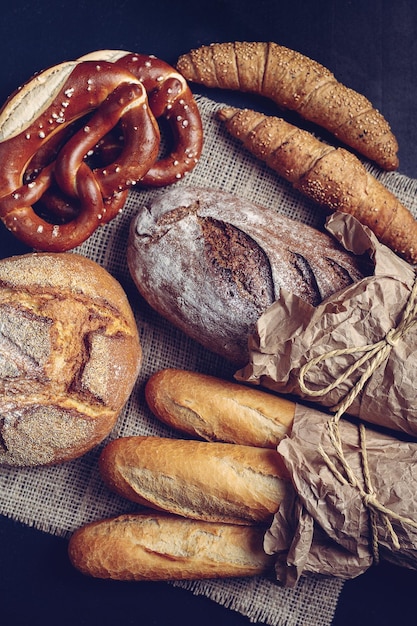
[
  {"xmin": 237, "ymin": 212, "xmax": 417, "ymax": 436},
  {"xmin": 265, "ymin": 403, "xmax": 417, "ymax": 587}
]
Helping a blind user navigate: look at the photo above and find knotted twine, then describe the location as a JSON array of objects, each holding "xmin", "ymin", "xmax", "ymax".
[{"xmin": 297, "ymin": 273, "xmax": 417, "ymax": 563}]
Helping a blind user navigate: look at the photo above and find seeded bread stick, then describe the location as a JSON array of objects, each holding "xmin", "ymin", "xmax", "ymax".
[
  {"xmin": 176, "ymin": 41, "xmax": 398, "ymax": 170},
  {"xmin": 217, "ymin": 106, "xmax": 417, "ymax": 264}
]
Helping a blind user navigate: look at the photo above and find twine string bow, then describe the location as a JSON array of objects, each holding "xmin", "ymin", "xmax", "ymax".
[{"xmin": 297, "ymin": 275, "xmax": 417, "ymax": 562}]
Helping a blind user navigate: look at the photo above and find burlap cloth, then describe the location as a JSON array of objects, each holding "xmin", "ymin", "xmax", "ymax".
[{"xmin": 2, "ymin": 95, "xmax": 417, "ymax": 625}]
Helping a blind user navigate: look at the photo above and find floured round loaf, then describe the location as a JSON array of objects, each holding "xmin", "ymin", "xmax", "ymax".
[
  {"xmin": 0, "ymin": 252, "xmax": 141, "ymax": 467},
  {"xmin": 127, "ymin": 186, "xmax": 370, "ymax": 365}
]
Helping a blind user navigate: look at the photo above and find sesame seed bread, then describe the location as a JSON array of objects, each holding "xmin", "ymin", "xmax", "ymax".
[
  {"xmin": 176, "ymin": 41, "xmax": 399, "ymax": 170},
  {"xmin": 217, "ymin": 106, "xmax": 417, "ymax": 264}
]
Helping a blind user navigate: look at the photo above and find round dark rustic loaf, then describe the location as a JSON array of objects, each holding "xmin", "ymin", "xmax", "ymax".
[
  {"xmin": 127, "ymin": 186, "xmax": 370, "ymax": 365},
  {"xmin": 0, "ymin": 252, "xmax": 141, "ymax": 467}
]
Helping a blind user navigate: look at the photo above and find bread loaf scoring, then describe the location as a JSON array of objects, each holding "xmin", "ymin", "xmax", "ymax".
[
  {"xmin": 0, "ymin": 252, "xmax": 141, "ymax": 466},
  {"xmin": 99, "ymin": 435, "xmax": 289, "ymax": 525},
  {"xmin": 127, "ymin": 186, "xmax": 370, "ymax": 365},
  {"xmin": 145, "ymin": 368, "xmax": 295, "ymax": 447},
  {"xmin": 68, "ymin": 512, "xmax": 274, "ymax": 581}
]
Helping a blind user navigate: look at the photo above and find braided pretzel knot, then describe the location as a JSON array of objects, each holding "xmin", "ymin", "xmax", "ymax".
[
  {"xmin": 79, "ymin": 50, "xmax": 204, "ymax": 186},
  {"xmin": 0, "ymin": 60, "xmax": 160, "ymax": 251}
]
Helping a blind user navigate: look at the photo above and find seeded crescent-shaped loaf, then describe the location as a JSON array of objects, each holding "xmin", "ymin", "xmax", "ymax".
[
  {"xmin": 127, "ymin": 186, "xmax": 370, "ymax": 365},
  {"xmin": 217, "ymin": 106, "xmax": 417, "ymax": 264},
  {"xmin": 0, "ymin": 252, "xmax": 142, "ymax": 466},
  {"xmin": 176, "ymin": 41, "xmax": 399, "ymax": 170}
]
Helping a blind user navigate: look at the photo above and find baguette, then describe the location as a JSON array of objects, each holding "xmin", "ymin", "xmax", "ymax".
[
  {"xmin": 176, "ymin": 41, "xmax": 398, "ymax": 170},
  {"xmin": 217, "ymin": 106, "xmax": 417, "ymax": 264},
  {"xmin": 145, "ymin": 368, "xmax": 295, "ymax": 447},
  {"xmin": 127, "ymin": 186, "xmax": 370, "ymax": 365},
  {"xmin": 99, "ymin": 436, "xmax": 290, "ymax": 525},
  {"xmin": 68, "ymin": 512, "xmax": 274, "ymax": 581}
]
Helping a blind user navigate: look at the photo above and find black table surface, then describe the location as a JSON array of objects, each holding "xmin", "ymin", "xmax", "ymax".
[{"xmin": 1, "ymin": 1, "xmax": 417, "ymax": 624}]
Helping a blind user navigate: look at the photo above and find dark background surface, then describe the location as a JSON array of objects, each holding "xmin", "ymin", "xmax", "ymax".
[{"xmin": 1, "ymin": 1, "xmax": 417, "ymax": 624}]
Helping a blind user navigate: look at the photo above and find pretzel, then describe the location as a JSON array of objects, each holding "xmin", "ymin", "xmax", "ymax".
[
  {"xmin": 79, "ymin": 50, "xmax": 204, "ymax": 186},
  {"xmin": 0, "ymin": 60, "xmax": 160, "ymax": 251},
  {"xmin": 23, "ymin": 125, "xmax": 128, "ymax": 226}
]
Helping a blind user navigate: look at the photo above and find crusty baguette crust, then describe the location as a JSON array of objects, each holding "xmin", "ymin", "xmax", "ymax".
[
  {"xmin": 145, "ymin": 368, "xmax": 295, "ymax": 447},
  {"xmin": 0, "ymin": 252, "xmax": 141, "ymax": 466},
  {"xmin": 218, "ymin": 107, "xmax": 417, "ymax": 264},
  {"xmin": 99, "ymin": 436, "xmax": 289, "ymax": 525},
  {"xmin": 68, "ymin": 512, "xmax": 274, "ymax": 581},
  {"xmin": 176, "ymin": 41, "xmax": 398, "ymax": 170}
]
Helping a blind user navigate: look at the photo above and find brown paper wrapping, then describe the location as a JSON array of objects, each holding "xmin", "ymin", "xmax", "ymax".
[
  {"xmin": 266, "ymin": 403, "xmax": 417, "ymax": 587},
  {"xmin": 237, "ymin": 212, "xmax": 417, "ymax": 436}
]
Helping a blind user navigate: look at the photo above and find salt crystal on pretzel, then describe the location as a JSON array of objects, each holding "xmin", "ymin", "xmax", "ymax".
[
  {"xmin": 0, "ymin": 59, "xmax": 160, "ymax": 251},
  {"xmin": 79, "ymin": 50, "xmax": 204, "ymax": 186}
]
